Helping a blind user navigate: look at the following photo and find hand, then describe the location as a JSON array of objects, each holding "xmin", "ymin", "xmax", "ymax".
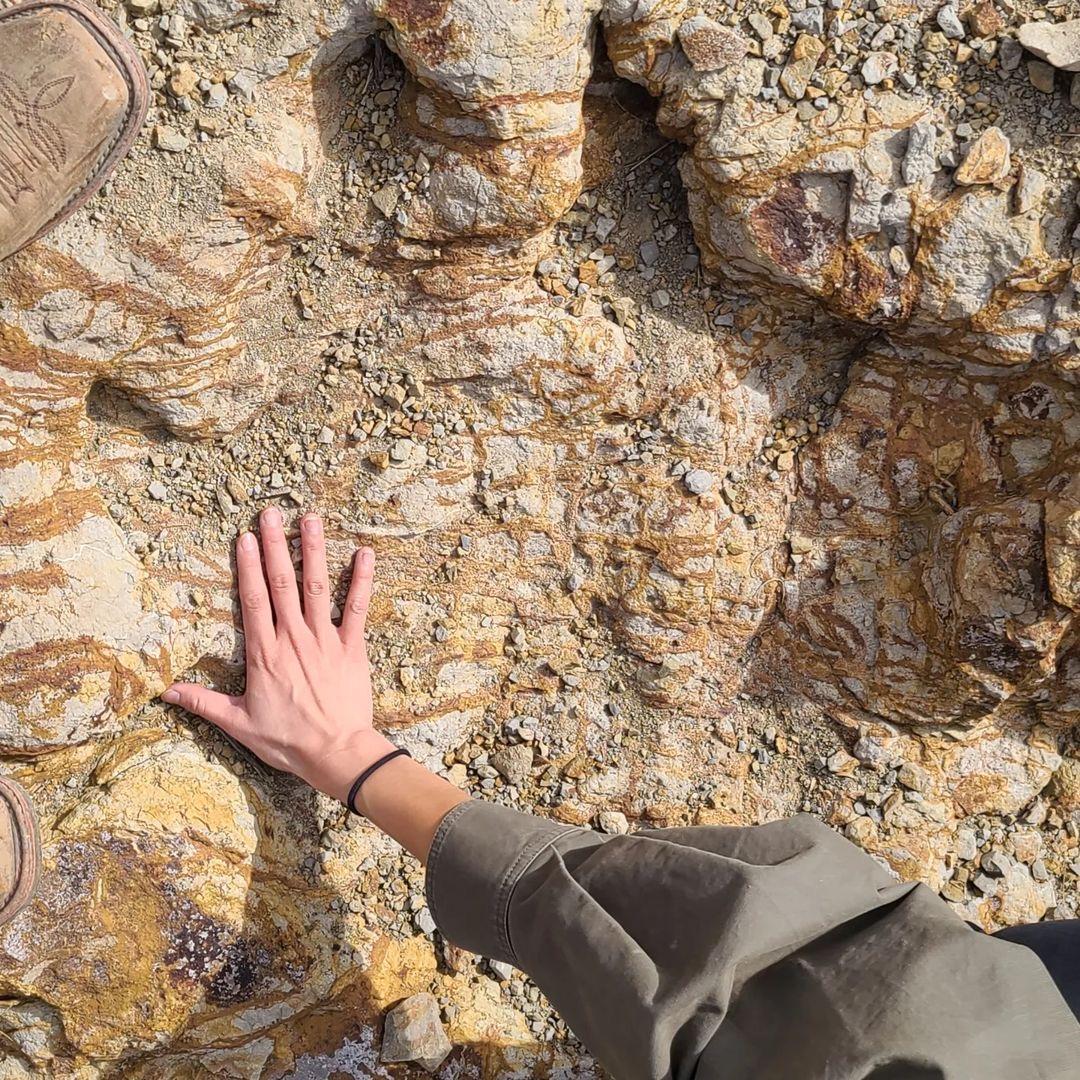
[{"xmin": 163, "ymin": 507, "xmax": 396, "ymax": 804}]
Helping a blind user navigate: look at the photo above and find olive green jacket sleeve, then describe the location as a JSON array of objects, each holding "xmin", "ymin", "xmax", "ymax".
[{"xmin": 426, "ymin": 800, "xmax": 1079, "ymax": 1080}]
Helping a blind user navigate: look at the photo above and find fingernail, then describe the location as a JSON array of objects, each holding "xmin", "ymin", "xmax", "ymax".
[
  {"xmin": 302, "ymin": 515, "xmax": 322, "ymax": 536},
  {"xmin": 162, "ymin": 688, "xmax": 180, "ymax": 703},
  {"xmin": 261, "ymin": 506, "xmax": 281, "ymax": 527},
  {"xmin": 239, "ymin": 531, "xmax": 256, "ymax": 551},
  {"xmin": 359, "ymin": 547, "xmax": 374, "ymax": 567}
]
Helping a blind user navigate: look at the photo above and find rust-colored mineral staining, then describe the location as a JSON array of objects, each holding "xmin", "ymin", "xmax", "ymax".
[{"xmin": 1, "ymin": 0, "xmax": 1078, "ymax": 1073}]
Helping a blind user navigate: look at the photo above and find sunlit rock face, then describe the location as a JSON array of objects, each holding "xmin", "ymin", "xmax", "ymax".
[
  {"xmin": 602, "ymin": 3, "xmax": 1078, "ymax": 729},
  {"xmin": 769, "ymin": 342, "xmax": 1079, "ymax": 726},
  {"xmin": 1, "ymin": 0, "xmax": 1078, "ymax": 1073}
]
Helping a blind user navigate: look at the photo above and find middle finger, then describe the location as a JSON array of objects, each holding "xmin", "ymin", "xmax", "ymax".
[
  {"xmin": 300, "ymin": 513, "xmax": 331, "ymax": 635},
  {"xmin": 259, "ymin": 506, "xmax": 303, "ymax": 631}
]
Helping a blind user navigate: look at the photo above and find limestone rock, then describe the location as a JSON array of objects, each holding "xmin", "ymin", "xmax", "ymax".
[
  {"xmin": 381, "ymin": 993, "xmax": 453, "ymax": 1071},
  {"xmin": 2, "ymin": 0, "xmax": 1079, "ymax": 1068},
  {"xmin": 678, "ymin": 16, "xmax": 748, "ymax": 72},
  {"xmin": 491, "ymin": 744, "xmax": 533, "ymax": 786},
  {"xmin": 780, "ymin": 34, "xmax": 825, "ymax": 99},
  {"xmin": 176, "ymin": 0, "xmax": 278, "ymax": 31},
  {"xmin": 1050, "ymin": 758, "xmax": 1080, "ymax": 812},
  {"xmin": 967, "ymin": 1, "xmax": 1003, "ymax": 39},
  {"xmin": 371, "ymin": 183, "xmax": 400, "ymax": 218},
  {"xmin": 1046, "ymin": 478, "xmax": 1080, "ymax": 611},
  {"xmin": 1014, "ymin": 163, "xmax": 1046, "ymax": 214},
  {"xmin": 955, "ymin": 127, "xmax": 1011, "ymax": 185},
  {"xmin": 597, "ymin": 810, "xmax": 630, "ymax": 834},
  {"xmin": 861, "ymin": 52, "xmax": 898, "ymax": 86},
  {"xmin": 902, "ymin": 120, "xmax": 937, "ymax": 184},
  {"xmin": 937, "ymin": 5, "xmax": 965, "ymax": 39},
  {"xmin": 1018, "ymin": 19, "xmax": 1080, "ymax": 72},
  {"xmin": 683, "ymin": 468, "xmax": 715, "ymax": 495},
  {"xmin": 152, "ymin": 124, "xmax": 189, "ymax": 152}
]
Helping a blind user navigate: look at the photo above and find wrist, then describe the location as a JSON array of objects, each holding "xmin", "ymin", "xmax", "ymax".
[{"xmin": 307, "ymin": 729, "xmax": 397, "ymax": 805}]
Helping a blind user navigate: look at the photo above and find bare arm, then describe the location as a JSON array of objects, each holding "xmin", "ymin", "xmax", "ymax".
[{"xmin": 163, "ymin": 507, "xmax": 467, "ymax": 862}]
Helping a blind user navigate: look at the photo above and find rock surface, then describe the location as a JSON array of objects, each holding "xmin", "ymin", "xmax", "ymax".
[{"xmin": 1, "ymin": 0, "xmax": 1079, "ymax": 1074}]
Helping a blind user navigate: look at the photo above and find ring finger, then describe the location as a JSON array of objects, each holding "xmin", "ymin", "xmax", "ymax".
[{"xmin": 300, "ymin": 513, "xmax": 331, "ymax": 634}]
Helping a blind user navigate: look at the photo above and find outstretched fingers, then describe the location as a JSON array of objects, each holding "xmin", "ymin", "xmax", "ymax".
[
  {"xmin": 300, "ymin": 514, "xmax": 331, "ymax": 634},
  {"xmin": 340, "ymin": 546, "xmax": 375, "ymax": 650},
  {"xmin": 162, "ymin": 683, "xmax": 249, "ymax": 738}
]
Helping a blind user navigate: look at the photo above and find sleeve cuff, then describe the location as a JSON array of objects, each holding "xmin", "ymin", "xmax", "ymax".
[{"xmin": 425, "ymin": 800, "xmax": 574, "ymax": 965}]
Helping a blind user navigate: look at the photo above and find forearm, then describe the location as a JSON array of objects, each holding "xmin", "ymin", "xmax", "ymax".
[{"xmin": 353, "ymin": 748, "xmax": 469, "ymax": 863}]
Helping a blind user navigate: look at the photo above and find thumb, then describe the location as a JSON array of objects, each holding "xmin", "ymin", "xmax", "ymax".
[{"xmin": 162, "ymin": 683, "xmax": 248, "ymax": 738}]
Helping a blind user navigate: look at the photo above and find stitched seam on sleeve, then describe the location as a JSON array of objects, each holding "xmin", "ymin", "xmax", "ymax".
[
  {"xmin": 424, "ymin": 800, "xmax": 473, "ymax": 932},
  {"xmin": 494, "ymin": 826, "xmax": 569, "ymax": 965}
]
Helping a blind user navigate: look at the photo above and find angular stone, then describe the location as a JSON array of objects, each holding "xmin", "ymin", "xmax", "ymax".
[
  {"xmin": 936, "ymin": 5, "xmax": 965, "ymax": 39},
  {"xmin": 1011, "ymin": 831, "xmax": 1042, "ymax": 865},
  {"xmin": 748, "ymin": 12, "xmax": 773, "ymax": 41},
  {"xmin": 227, "ymin": 68, "xmax": 258, "ymax": 99},
  {"xmin": 897, "ymin": 762, "xmax": 931, "ymax": 792},
  {"xmin": 491, "ymin": 744, "xmax": 533, "ymax": 786},
  {"xmin": 980, "ymin": 849, "xmax": 1011, "ymax": 876},
  {"xmin": 1050, "ymin": 758, "xmax": 1080, "ymax": 812},
  {"xmin": 955, "ymin": 828, "xmax": 978, "ymax": 862},
  {"xmin": 1045, "ymin": 479, "xmax": 1080, "ymax": 610},
  {"xmin": 780, "ymin": 34, "xmax": 825, "ymax": 99},
  {"xmin": 168, "ymin": 64, "xmax": 198, "ymax": 98},
  {"xmin": 1018, "ymin": 19, "xmax": 1080, "ymax": 72},
  {"xmin": 1028, "ymin": 59, "xmax": 1057, "ymax": 93},
  {"xmin": 999, "ymin": 36, "xmax": 1024, "ymax": 70},
  {"xmin": 902, "ymin": 120, "xmax": 938, "ymax": 184},
  {"xmin": 792, "ymin": 7, "xmax": 824, "ymax": 35},
  {"xmin": 678, "ymin": 16, "xmax": 748, "ymax": 72},
  {"xmin": 371, "ymin": 184, "xmax": 401, "ymax": 218},
  {"xmin": 152, "ymin": 125, "xmax": 189, "ymax": 153},
  {"xmin": 381, "ymin": 993, "xmax": 452, "ymax": 1072},
  {"xmin": 597, "ymin": 810, "xmax": 630, "ymax": 834},
  {"xmin": 489, "ymin": 959, "xmax": 514, "ymax": 981},
  {"xmin": 967, "ymin": 1, "xmax": 1003, "ymax": 39},
  {"xmin": 954, "ymin": 126, "xmax": 1010, "ymax": 185},
  {"xmin": 827, "ymin": 749, "xmax": 858, "ymax": 777},
  {"xmin": 1014, "ymin": 163, "xmax": 1046, "ymax": 214},
  {"xmin": 861, "ymin": 51, "xmax": 898, "ymax": 86},
  {"xmin": 176, "ymin": 0, "xmax": 271, "ymax": 30},
  {"xmin": 205, "ymin": 82, "xmax": 228, "ymax": 109}
]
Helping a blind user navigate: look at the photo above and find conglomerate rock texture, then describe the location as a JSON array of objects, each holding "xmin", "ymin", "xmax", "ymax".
[{"xmin": 1, "ymin": 0, "xmax": 1079, "ymax": 1074}]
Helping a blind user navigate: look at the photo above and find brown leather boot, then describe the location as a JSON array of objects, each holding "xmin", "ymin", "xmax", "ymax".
[
  {"xmin": 0, "ymin": 776, "xmax": 38, "ymax": 925},
  {"xmin": 0, "ymin": 0, "xmax": 148, "ymax": 261}
]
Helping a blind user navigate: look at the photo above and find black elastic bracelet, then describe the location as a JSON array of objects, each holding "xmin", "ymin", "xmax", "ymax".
[{"xmin": 347, "ymin": 747, "xmax": 411, "ymax": 814}]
